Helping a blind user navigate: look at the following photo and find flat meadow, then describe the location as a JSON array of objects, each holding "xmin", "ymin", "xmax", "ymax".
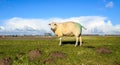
[{"xmin": 0, "ymin": 35, "xmax": 120, "ymax": 65}]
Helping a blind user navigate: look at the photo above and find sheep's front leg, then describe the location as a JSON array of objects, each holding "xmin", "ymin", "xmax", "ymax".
[
  {"xmin": 59, "ymin": 37, "xmax": 62, "ymax": 46},
  {"xmin": 75, "ymin": 37, "xmax": 78, "ymax": 47}
]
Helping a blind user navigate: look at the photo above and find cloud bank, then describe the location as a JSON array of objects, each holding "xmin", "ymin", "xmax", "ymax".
[{"xmin": 0, "ymin": 16, "xmax": 120, "ymax": 35}]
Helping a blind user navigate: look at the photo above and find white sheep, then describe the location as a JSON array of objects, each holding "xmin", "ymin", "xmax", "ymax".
[{"xmin": 49, "ymin": 21, "xmax": 86, "ymax": 47}]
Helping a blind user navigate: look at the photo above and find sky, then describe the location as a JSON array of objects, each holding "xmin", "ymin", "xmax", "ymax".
[{"xmin": 0, "ymin": 0, "xmax": 120, "ymax": 35}]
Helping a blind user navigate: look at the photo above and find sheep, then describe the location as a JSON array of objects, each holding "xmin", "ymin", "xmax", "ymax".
[{"xmin": 49, "ymin": 21, "xmax": 86, "ymax": 47}]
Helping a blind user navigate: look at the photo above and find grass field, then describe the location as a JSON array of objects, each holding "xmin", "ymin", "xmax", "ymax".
[{"xmin": 0, "ymin": 36, "xmax": 120, "ymax": 65}]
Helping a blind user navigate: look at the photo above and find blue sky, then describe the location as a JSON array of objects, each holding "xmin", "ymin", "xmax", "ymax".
[
  {"xmin": 0, "ymin": 0, "xmax": 120, "ymax": 35},
  {"xmin": 0, "ymin": 0, "xmax": 120, "ymax": 24}
]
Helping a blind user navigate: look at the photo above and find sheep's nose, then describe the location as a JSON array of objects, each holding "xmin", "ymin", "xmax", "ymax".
[{"xmin": 51, "ymin": 28, "xmax": 53, "ymax": 30}]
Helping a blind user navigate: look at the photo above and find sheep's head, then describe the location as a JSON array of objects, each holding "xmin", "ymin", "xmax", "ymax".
[{"xmin": 49, "ymin": 22, "xmax": 57, "ymax": 32}]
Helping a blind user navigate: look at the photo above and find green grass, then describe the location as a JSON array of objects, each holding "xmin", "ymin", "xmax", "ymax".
[{"xmin": 0, "ymin": 36, "xmax": 120, "ymax": 65}]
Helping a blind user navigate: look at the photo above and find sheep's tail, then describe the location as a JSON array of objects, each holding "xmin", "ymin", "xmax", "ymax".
[
  {"xmin": 77, "ymin": 22, "xmax": 87, "ymax": 30},
  {"xmin": 81, "ymin": 25, "xmax": 87, "ymax": 30}
]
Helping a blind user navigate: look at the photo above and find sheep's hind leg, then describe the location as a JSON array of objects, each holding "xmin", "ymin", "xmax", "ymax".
[{"xmin": 79, "ymin": 36, "xmax": 82, "ymax": 46}]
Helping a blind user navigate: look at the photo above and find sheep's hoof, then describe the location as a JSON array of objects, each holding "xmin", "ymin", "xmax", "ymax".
[
  {"xmin": 59, "ymin": 44, "xmax": 62, "ymax": 46},
  {"xmin": 80, "ymin": 44, "xmax": 82, "ymax": 46},
  {"xmin": 75, "ymin": 45, "xmax": 78, "ymax": 47}
]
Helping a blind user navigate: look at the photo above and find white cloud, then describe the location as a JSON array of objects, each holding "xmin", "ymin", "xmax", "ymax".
[
  {"xmin": 0, "ymin": 16, "xmax": 120, "ymax": 35},
  {"xmin": 105, "ymin": 1, "xmax": 113, "ymax": 8},
  {"xmin": 4, "ymin": 17, "xmax": 49, "ymax": 31},
  {"xmin": 0, "ymin": 17, "xmax": 51, "ymax": 35}
]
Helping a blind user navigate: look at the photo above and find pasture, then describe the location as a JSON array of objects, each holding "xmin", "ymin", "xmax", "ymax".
[{"xmin": 0, "ymin": 36, "xmax": 120, "ymax": 65}]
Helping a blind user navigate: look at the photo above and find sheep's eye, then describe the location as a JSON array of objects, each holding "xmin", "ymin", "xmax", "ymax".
[{"xmin": 48, "ymin": 24, "xmax": 51, "ymax": 25}]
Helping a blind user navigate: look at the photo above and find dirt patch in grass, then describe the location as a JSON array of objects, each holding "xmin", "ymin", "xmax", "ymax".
[
  {"xmin": 42, "ymin": 51, "xmax": 66, "ymax": 64},
  {"xmin": 0, "ymin": 57, "xmax": 12, "ymax": 65},
  {"xmin": 28, "ymin": 49, "xmax": 42, "ymax": 61},
  {"xmin": 43, "ymin": 58, "xmax": 55, "ymax": 64},
  {"xmin": 49, "ymin": 51, "xmax": 66, "ymax": 58},
  {"xmin": 96, "ymin": 47, "xmax": 112, "ymax": 54}
]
